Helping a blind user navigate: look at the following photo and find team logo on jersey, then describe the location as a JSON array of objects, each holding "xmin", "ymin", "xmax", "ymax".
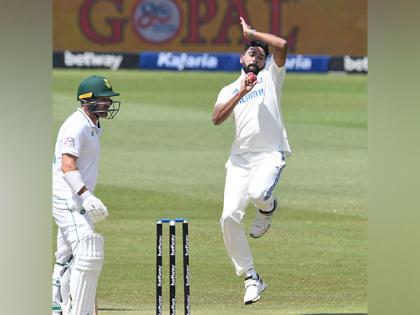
[
  {"xmin": 103, "ymin": 78, "xmax": 111, "ymax": 89},
  {"xmin": 132, "ymin": 0, "xmax": 181, "ymax": 43},
  {"xmin": 64, "ymin": 137, "xmax": 76, "ymax": 148}
]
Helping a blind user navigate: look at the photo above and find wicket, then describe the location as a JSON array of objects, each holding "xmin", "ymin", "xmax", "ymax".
[{"xmin": 156, "ymin": 218, "xmax": 190, "ymax": 315}]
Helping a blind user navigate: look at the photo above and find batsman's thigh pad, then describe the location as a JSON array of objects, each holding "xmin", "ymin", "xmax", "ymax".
[
  {"xmin": 70, "ymin": 233, "xmax": 104, "ymax": 315},
  {"xmin": 55, "ymin": 229, "xmax": 73, "ymax": 262}
]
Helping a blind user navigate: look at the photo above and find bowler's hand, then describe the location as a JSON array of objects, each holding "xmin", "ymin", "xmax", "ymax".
[
  {"xmin": 240, "ymin": 17, "xmax": 254, "ymax": 40},
  {"xmin": 239, "ymin": 75, "xmax": 257, "ymax": 96},
  {"xmin": 80, "ymin": 191, "xmax": 109, "ymax": 223}
]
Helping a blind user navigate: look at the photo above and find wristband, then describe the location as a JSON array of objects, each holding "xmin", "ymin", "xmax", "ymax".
[
  {"xmin": 248, "ymin": 29, "xmax": 256, "ymax": 39},
  {"xmin": 63, "ymin": 170, "xmax": 85, "ymax": 195}
]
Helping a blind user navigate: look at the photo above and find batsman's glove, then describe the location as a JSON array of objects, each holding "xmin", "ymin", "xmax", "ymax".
[{"xmin": 80, "ymin": 191, "xmax": 109, "ymax": 223}]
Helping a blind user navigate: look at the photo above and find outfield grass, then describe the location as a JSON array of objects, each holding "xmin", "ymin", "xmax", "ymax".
[{"xmin": 53, "ymin": 69, "xmax": 367, "ymax": 315}]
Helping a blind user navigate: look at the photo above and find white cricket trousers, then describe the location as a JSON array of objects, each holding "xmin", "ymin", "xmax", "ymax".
[
  {"xmin": 52, "ymin": 194, "xmax": 95, "ymax": 264},
  {"xmin": 220, "ymin": 151, "xmax": 286, "ymax": 276},
  {"xmin": 52, "ymin": 195, "xmax": 96, "ymax": 307}
]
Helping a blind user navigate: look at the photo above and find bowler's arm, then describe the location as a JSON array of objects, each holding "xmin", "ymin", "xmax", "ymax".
[
  {"xmin": 212, "ymin": 78, "xmax": 257, "ymax": 125},
  {"xmin": 240, "ymin": 17, "xmax": 288, "ymax": 67},
  {"xmin": 212, "ymin": 92, "xmax": 245, "ymax": 126}
]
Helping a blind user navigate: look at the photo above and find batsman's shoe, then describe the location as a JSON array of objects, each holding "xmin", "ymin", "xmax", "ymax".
[
  {"xmin": 244, "ymin": 274, "xmax": 267, "ymax": 305},
  {"xmin": 250, "ymin": 198, "xmax": 278, "ymax": 238}
]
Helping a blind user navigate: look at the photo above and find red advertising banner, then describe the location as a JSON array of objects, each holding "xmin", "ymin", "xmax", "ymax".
[{"xmin": 54, "ymin": 0, "xmax": 366, "ymax": 55}]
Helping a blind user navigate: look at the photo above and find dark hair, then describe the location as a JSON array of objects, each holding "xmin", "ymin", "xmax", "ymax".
[{"xmin": 244, "ymin": 40, "xmax": 269, "ymax": 59}]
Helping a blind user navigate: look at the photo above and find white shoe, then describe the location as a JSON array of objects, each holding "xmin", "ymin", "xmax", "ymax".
[
  {"xmin": 243, "ymin": 274, "xmax": 267, "ymax": 305},
  {"xmin": 250, "ymin": 198, "xmax": 277, "ymax": 238}
]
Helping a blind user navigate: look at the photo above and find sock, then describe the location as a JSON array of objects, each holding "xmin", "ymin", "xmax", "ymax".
[
  {"xmin": 244, "ymin": 268, "xmax": 257, "ymax": 279},
  {"xmin": 260, "ymin": 199, "xmax": 277, "ymax": 214}
]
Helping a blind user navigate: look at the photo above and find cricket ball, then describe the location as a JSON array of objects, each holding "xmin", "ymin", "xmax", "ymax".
[{"xmin": 247, "ymin": 73, "xmax": 257, "ymax": 83}]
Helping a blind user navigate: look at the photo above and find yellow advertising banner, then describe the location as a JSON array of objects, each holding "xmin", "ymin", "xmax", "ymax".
[{"xmin": 54, "ymin": 0, "xmax": 366, "ymax": 55}]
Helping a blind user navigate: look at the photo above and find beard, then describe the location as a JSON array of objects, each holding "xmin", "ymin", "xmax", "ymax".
[{"xmin": 242, "ymin": 63, "xmax": 261, "ymax": 75}]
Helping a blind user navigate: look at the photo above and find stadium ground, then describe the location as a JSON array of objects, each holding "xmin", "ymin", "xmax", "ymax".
[{"xmin": 53, "ymin": 69, "xmax": 367, "ymax": 315}]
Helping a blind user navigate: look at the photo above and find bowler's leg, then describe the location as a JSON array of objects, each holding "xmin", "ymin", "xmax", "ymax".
[
  {"xmin": 248, "ymin": 152, "xmax": 286, "ymax": 238},
  {"xmin": 220, "ymin": 164, "xmax": 253, "ymax": 276}
]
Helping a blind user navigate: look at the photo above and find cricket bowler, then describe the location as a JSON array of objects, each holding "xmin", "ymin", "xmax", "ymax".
[
  {"xmin": 212, "ymin": 17, "xmax": 291, "ymax": 304},
  {"xmin": 51, "ymin": 75, "xmax": 121, "ymax": 314}
]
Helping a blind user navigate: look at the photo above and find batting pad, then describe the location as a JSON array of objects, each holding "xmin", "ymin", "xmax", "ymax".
[
  {"xmin": 60, "ymin": 267, "xmax": 71, "ymax": 311},
  {"xmin": 70, "ymin": 233, "xmax": 104, "ymax": 315},
  {"xmin": 52, "ymin": 261, "xmax": 71, "ymax": 310}
]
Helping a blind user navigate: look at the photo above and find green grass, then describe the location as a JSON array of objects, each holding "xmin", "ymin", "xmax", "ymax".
[{"xmin": 53, "ymin": 69, "xmax": 367, "ymax": 315}]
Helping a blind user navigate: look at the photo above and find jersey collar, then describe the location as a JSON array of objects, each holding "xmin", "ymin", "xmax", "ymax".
[{"xmin": 77, "ymin": 108, "xmax": 102, "ymax": 133}]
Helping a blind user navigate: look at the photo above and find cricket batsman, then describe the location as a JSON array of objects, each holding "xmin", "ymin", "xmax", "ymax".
[
  {"xmin": 51, "ymin": 75, "xmax": 121, "ymax": 314},
  {"xmin": 212, "ymin": 17, "xmax": 291, "ymax": 304}
]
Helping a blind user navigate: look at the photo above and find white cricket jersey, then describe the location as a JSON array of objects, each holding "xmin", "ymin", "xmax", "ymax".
[
  {"xmin": 53, "ymin": 109, "xmax": 102, "ymax": 200},
  {"xmin": 216, "ymin": 55, "xmax": 291, "ymax": 155}
]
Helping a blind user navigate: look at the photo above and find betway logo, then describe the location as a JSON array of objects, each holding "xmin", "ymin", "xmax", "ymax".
[
  {"xmin": 184, "ymin": 264, "xmax": 190, "ymax": 286},
  {"xmin": 170, "ymin": 235, "xmax": 176, "ymax": 255},
  {"xmin": 170, "ymin": 264, "xmax": 176, "ymax": 285},
  {"xmin": 184, "ymin": 234, "xmax": 189, "ymax": 256},
  {"xmin": 344, "ymin": 55, "xmax": 368, "ymax": 72},
  {"xmin": 157, "ymin": 52, "xmax": 218, "ymax": 71},
  {"xmin": 157, "ymin": 235, "xmax": 162, "ymax": 256},
  {"xmin": 157, "ymin": 265, "xmax": 162, "ymax": 286},
  {"xmin": 64, "ymin": 51, "xmax": 123, "ymax": 70}
]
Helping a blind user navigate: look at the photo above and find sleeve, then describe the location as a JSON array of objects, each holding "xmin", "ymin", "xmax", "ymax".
[
  {"xmin": 60, "ymin": 124, "xmax": 84, "ymax": 158},
  {"xmin": 215, "ymin": 85, "xmax": 232, "ymax": 107},
  {"xmin": 267, "ymin": 55, "xmax": 286, "ymax": 88}
]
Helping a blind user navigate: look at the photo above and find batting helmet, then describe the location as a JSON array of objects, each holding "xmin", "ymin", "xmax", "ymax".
[
  {"xmin": 77, "ymin": 75, "xmax": 120, "ymax": 100},
  {"xmin": 77, "ymin": 75, "xmax": 121, "ymax": 119}
]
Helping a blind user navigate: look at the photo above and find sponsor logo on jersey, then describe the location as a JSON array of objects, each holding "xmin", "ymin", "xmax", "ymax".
[
  {"xmin": 232, "ymin": 87, "xmax": 264, "ymax": 104},
  {"xmin": 132, "ymin": 0, "xmax": 181, "ymax": 43},
  {"xmin": 239, "ymin": 88, "xmax": 264, "ymax": 104},
  {"xmin": 64, "ymin": 137, "xmax": 76, "ymax": 148}
]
